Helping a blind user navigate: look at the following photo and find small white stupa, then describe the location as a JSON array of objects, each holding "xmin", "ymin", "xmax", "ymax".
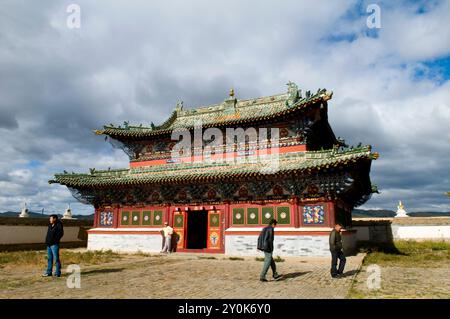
[
  {"xmin": 62, "ymin": 204, "xmax": 76, "ymax": 220},
  {"xmin": 19, "ymin": 202, "xmax": 30, "ymax": 218},
  {"xmin": 395, "ymin": 200, "xmax": 409, "ymax": 218}
]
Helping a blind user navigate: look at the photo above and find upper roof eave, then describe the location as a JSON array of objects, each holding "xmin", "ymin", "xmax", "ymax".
[{"xmin": 94, "ymin": 89, "xmax": 333, "ymax": 139}]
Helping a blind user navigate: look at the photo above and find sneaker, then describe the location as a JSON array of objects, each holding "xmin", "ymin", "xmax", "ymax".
[
  {"xmin": 273, "ymin": 274, "xmax": 282, "ymax": 280},
  {"xmin": 54, "ymin": 274, "xmax": 61, "ymax": 278},
  {"xmin": 260, "ymin": 278, "xmax": 268, "ymax": 282},
  {"xmin": 331, "ymin": 274, "xmax": 340, "ymax": 279},
  {"xmin": 42, "ymin": 273, "xmax": 52, "ymax": 277}
]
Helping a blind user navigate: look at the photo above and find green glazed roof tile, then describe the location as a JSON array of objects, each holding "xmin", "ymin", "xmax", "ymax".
[{"xmin": 49, "ymin": 146, "xmax": 374, "ymax": 188}]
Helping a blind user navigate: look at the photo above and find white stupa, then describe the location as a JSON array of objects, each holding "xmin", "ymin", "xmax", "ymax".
[
  {"xmin": 62, "ymin": 204, "xmax": 76, "ymax": 219},
  {"xmin": 395, "ymin": 200, "xmax": 409, "ymax": 218},
  {"xmin": 19, "ymin": 203, "xmax": 30, "ymax": 218}
]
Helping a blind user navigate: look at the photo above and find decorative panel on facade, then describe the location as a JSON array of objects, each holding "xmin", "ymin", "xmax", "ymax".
[
  {"xmin": 277, "ymin": 206, "xmax": 291, "ymax": 224},
  {"xmin": 262, "ymin": 207, "xmax": 274, "ymax": 225},
  {"xmin": 174, "ymin": 213, "xmax": 184, "ymax": 228},
  {"xmin": 232, "ymin": 208, "xmax": 245, "ymax": 225},
  {"xmin": 121, "ymin": 211, "xmax": 130, "ymax": 226},
  {"xmin": 142, "ymin": 211, "xmax": 152, "ymax": 225},
  {"xmin": 153, "ymin": 210, "xmax": 163, "ymax": 225},
  {"xmin": 209, "ymin": 213, "xmax": 220, "ymax": 227},
  {"xmin": 246, "ymin": 208, "xmax": 259, "ymax": 225},
  {"xmin": 303, "ymin": 205, "xmax": 325, "ymax": 224},
  {"xmin": 99, "ymin": 211, "xmax": 114, "ymax": 227},
  {"xmin": 132, "ymin": 211, "xmax": 141, "ymax": 225}
]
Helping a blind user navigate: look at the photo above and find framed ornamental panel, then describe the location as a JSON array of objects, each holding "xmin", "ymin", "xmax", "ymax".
[
  {"xmin": 99, "ymin": 211, "xmax": 114, "ymax": 227},
  {"xmin": 232, "ymin": 208, "xmax": 245, "ymax": 225},
  {"xmin": 120, "ymin": 211, "xmax": 130, "ymax": 226},
  {"xmin": 262, "ymin": 207, "xmax": 274, "ymax": 225},
  {"xmin": 276, "ymin": 206, "xmax": 291, "ymax": 225},
  {"xmin": 246, "ymin": 208, "xmax": 259, "ymax": 225},
  {"xmin": 131, "ymin": 211, "xmax": 141, "ymax": 226},
  {"xmin": 153, "ymin": 210, "xmax": 163, "ymax": 226},
  {"xmin": 142, "ymin": 211, "xmax": 152, "ymax": 225},
  {"xmin": 301, "ymin": 204, "xmax": 326, "ymax": 225}
]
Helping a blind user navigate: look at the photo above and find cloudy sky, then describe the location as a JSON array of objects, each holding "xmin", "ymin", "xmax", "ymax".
[{"xmin": 0, "ymin": 0, "xmax": 449, "ymax": 215}]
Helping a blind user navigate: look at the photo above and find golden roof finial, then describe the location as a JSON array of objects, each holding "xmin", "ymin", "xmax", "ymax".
[
  {"xmin": 93, "ymin": 129, "xmax": 105, "ymax": 135},
  {"xmin": 229, "ymin": 88, "xmax": 235, "ymax": 98}
]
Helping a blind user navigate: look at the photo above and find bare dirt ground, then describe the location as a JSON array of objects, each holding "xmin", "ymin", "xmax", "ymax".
[
  {"xmin": 0, "ymin": 250, "xmax": 364, "ymax": 299},
  {"xmin": 350, "ymin": 264, "xmax": 450, "ymax": 298}
]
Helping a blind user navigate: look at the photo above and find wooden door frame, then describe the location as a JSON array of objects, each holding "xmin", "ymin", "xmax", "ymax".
[{"xmin": 170, "ymin": 204, "xmax": 225, "ymax": 253}]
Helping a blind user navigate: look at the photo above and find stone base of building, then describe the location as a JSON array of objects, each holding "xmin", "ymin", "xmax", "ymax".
[
  {"xmin": 87, "ymin": 229, "xmax": 163, "ymax": 253},
  {"xmin": 87, "ymin": 228, "xmax": 357, "ymax": 257},
  {"xmin": 225, "ymin": 228, "xmax": 357, "ymax": 257}
]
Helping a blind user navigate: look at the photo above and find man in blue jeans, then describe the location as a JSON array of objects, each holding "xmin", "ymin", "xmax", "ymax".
[
  {"xmin": 257, "ymin": 219, "xmax": 282, "ymax": 282},
  {"xmin": 43, "ymin": 214, "xmax": 64, "ymax": 277},
  {"xmin": 329, "ymin": 223, "xmax": 346, "ymax": 278}
]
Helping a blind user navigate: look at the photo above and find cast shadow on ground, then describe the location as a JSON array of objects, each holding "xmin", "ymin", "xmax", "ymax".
[
  {"xmin": 357, "ymin": 241, "xmax": 407, "ymax": 256},
  {"xmin": 340, "ymin": 270, "xmax": 359, "ymax": 278},
  {"xmin": 81, "ymin": 268, "xmax": 125, "ymax": 276},
  {"xmin": 277, "ymin": 271, "xmax": 311, "ymax": 281}
]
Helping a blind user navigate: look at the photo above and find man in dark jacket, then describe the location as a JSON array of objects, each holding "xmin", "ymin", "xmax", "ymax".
[
  {"xmin": 257, "ymin": 219, "xmax": 282, "ymax": 282},
  {"xmin": 329, "ymin": 223, "xmax": 346, "ymax": 278},
  {"xmin": 43, "ymin": 214, "xmax": 64, "ymax": 277}
]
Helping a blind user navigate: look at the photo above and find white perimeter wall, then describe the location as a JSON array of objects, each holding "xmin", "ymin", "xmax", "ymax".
[
  {"xmin": 391, "ymin": 225, "xmax": 450, "ymax": 240},
  {"xmin": 0, "ymin": 225, "xmax": 81, "ymax": 244}
]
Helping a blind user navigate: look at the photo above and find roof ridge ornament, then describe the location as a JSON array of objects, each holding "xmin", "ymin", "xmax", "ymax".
[
  {"xmin": 175, "ymin": 100, "xmax": 184, "ymax": 114},
  {"xmin": 286, "ymin": 81, "xmax": 301, "ymax": 107},
  {"xmin": 223, "ymin": 88, "xmax": 237, "ymax": 113}
]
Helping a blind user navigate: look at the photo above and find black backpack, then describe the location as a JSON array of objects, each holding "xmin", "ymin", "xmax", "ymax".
[{"xmin": 257, "ymin": 227, "xmax": 268, "ymax": 251}]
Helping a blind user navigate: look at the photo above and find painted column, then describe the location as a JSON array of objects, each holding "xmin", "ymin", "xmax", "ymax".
[
  {"xmin": 292, "ymin": 196, "xmax": 300, "ymax": 228},
  {"xmin": 93, "ymin": 208, "xmax": 99, "ymax": 228},
  {"xmin": 328, "ymin": 201, "xmax": 336, "ymax": 227},
  {"xmin": 113, "ymin": 206, "xmax": 120, "ymax": 228},
  {"xmin": 224, "ymin": 201, "xmax": 230, "ymax": 230},
  {"xmin": 165, "ymin": 203, "xmax": 171, "ymax": 225}
]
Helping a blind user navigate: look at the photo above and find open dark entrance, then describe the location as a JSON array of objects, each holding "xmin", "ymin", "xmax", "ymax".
[{"xmin": 186, "ymin": 210, "xmax": 208, "ymax": 249}]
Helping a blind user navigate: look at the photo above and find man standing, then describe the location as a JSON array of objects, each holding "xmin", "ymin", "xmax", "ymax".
[
  {"xmin": 43, "ymin": 214, "xmax": 64, "ymax": 277},
  {"xmin": 161, "ymin": 222, "xmax": 174, "ymax": 254},
  {"xmin": 329, "ymin": 223, "xmax": 346, "ymax": 278},
  {"xmin": 257, "ymin": 219, "xmax": 282, "ymax": 282}
]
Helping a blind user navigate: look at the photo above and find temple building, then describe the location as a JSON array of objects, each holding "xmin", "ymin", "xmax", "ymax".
[{"xmin": 49, "ymin": 83, "xmax": 379, "ymax": 256}]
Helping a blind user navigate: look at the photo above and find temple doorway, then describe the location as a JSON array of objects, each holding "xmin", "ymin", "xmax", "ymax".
[{"xmin": 186, "ymin": 210, "xmax": 208, "ymax": 249}]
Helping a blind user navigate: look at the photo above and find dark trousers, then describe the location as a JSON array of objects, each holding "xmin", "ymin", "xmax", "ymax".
[
  {"xmin": 46, "ymin": 244, "xmax": 61, "ymax": 276},
  {"xmin": 260, "ymin": 251, "xmax": 278, "ymax": 279},
  {"xmin": 330, "ymin": 249, "xmax": 346, "ymax": 276}
]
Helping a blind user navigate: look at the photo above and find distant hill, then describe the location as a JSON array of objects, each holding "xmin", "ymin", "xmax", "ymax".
[
  {"xmin": 352, "ymin": 209, "xmax": 450, "ymax": 218},
  {"xmin": 0, "ymin": 211, "xmax": 94, "ymax": 220}
]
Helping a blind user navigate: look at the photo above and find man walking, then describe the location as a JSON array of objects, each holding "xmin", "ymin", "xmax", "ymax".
[
  {"xmin": 257, "ymin": 219, "xmax": 282, "ymax": 282},
  {"xmin": 329, "ymin": 223, "xmax": 346, "ymax": 278},
  {"xmin": 161, "ymin": 222, "xmax": 174, "ymax": 253},
  {"xmin": 43, "ymin": 214, "xmax": 64, "ymax": 277}
]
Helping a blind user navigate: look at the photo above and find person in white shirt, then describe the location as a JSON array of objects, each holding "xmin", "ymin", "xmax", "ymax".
[{"xmin": 161, "ymin": 222, "xmax": 174, "ymax": 253}]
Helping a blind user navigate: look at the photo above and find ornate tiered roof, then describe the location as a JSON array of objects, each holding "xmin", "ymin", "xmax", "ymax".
[
  {"xmin": 49, "ymin": 146, "xmax": 378, "ymax": 188},
  {"xmin": 94, "ymin": 85, "xmax": 333, "ymax": 139}
]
